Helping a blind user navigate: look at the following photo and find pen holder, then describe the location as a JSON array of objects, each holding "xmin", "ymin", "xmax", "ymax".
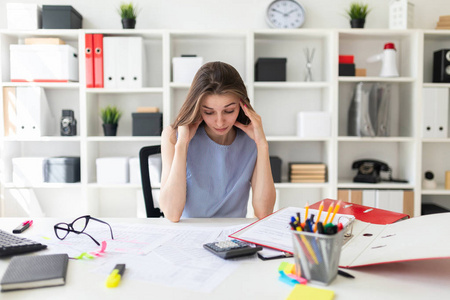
[{"xmin": 291, "ymin": 229, "xmax": 345, "ymax": 285}]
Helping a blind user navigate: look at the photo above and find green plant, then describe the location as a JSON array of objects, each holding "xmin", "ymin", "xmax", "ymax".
[
  {"xmin": 346, "ymin": 2, "xmax": 370, "ymax": 20},
  {"xmin": 100, "ymin": 105, "xmax": 122, "ymax": 125},
  {"xmin": 118, "ymin": 2, "xmax": 139, "ymax": 20}
]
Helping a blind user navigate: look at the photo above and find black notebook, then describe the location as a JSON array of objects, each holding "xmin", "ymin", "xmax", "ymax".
[{"xmin": 1, "ymin": 253, "xmax": 69, "ymax": 292}]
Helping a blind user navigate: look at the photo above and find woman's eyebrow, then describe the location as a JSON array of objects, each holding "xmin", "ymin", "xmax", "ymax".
[{"xmin": 202, "ymin": 103, "xmax": 237, "ymax": 109}]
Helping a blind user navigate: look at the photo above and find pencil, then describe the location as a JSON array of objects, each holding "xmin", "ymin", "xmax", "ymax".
[
  {"xmin": 314, "ymin": 201, "xmax": 324, "ymax": 233},
  {"xmin": 323, "ymin": 203, "xmax": 334, "ymax": 225},
  {"xmin": 304, "ymin": 202, "xmax": 309, "ymax": 220},
  {"xmin": 329, "ymin": 200, "xmax": 342, "ymax": 224}
]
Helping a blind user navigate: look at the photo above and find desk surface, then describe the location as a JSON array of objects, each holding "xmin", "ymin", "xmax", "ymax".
[{"xmin": 0, "ymin": 217, "xmax": 449, "ymax": 300}]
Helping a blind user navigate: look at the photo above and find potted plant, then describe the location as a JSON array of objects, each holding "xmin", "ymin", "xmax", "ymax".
[
  {"xmin": 100, "ymin": 105, "xmax": 122, "ymax": 136},
  {"xmin": 346, "ymin": 2, "xmax": 371, "ymax": 28},
  {"xmin": 118, "ymin": 2, "xmax": 139, "ymax": 29}
]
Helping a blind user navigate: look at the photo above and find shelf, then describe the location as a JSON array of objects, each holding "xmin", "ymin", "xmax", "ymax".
[
  {"xmin": 422, "ymin": 138, "xmax": 450, "ymax": 143},
  {"xmin": 86, "ymin": 87, "xmax": 164, "ymax": 94},
  {"xmin": 338, "ymin": 137, "xmax": 414, "ymax": 142},
  {"xmin": 169, "ymin": 83, "xmax": 191, "ymax": 89},
  {"xmin": 1, "ymin": 82, "xmax": 80, "ymax": 89},
  {"xmin": 337, "ymin": 180, "xmax": 414, "ymax": 189},
  {"xmin": 422, "ymin": 185, "xmax": 450, "ymax": 195},
  {"xmin": 267, "ymin": 136, "xmax": 331, "ymax": 142},
  {"xmin": 3, "ymin": 136, "xmax": 81, "ymax": 142},
  {"xmin": 87, "ymin": 183, "xmax": 160, "ymax": 189},
  {"xmin": 0, "ymin": 29, "xmax": 80, "ymax": 40},
  {"xmin": 254, "ymin": 82, "xmax": 329, "ymax": 89},
  {"xmin": 338, "ymin": 77, "xmax": 415, "ymax": 83},
  {"xmin": 3, "ymin": 183, "xmax": 82, "ymax": 189},
  {"xmin": 87, "ymin": 136, "xmax": 162, "ymax": 142},
  {"xmin": 423, "ymin": 83, "xmax": 450, "ymax": 88},
  {"xmin": 275, "ymin": 183, "xmax": 329, "ymax": 189}
]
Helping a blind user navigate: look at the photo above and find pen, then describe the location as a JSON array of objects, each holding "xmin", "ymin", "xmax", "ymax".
[
  {"xmin": 12, "ymin": 220, "xmax": 33, "ymax": 234},
  {"xmin": 338, "ymin": 269, "xmax": 355, "ymax": 279},
  {"xmin": 106, "ymin": 264, "xmax": 126, "ymax": 288}
]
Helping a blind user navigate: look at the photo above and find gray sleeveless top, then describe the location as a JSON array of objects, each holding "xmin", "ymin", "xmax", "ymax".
[{"xmin": 181, "ymin": 124, "xmax": 257, "ymax": 218}]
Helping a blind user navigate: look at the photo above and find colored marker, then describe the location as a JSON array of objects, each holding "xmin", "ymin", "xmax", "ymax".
[
  {"xmin": 13, "ymin": 220, "xmax": 33, "ymax": 234},
  {"xmin": 106, "ymin": 264, "xmax": 126, "ymax": 288}
]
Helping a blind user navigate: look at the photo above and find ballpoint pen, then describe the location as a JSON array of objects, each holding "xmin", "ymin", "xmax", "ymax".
[
  {"xmin": 106, "ymin": 264, "xmax": 126, "ymax": 288},
  {"xmin": 13, "ymin": 220, "xmax": 33, "ymax": 234}
]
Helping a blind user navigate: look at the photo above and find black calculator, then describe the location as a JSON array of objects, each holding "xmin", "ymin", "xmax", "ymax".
[{"xmin": 203, "ymin": 239, "xmax": 263, "ymax": 259}]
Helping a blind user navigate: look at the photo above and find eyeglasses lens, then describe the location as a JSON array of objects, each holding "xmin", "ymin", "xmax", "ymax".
[
  {"xmin": 72, "ymin": 217, "xmax": 88, "ymax": 232},
  {"xmin": 55, "ymin": 223, "xmax": 70, "ymax": 239}
]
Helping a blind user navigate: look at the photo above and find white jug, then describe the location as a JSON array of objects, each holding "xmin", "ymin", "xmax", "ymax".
[{"xmin": 367, "ymin": 43, "xmax": 399, "ymax": 77}]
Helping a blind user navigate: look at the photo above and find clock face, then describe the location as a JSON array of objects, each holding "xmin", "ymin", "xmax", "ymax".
[{"xmin": 266, "ymin": 0, "xmax": 305, "ymax": 29}]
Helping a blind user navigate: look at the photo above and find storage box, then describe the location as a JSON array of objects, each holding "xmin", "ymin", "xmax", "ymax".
[
  {"xmin": 132, "ymin": 113, "xmax": 163, "ymax": 136},
  {"xmin": 7, "ymin": 3, "xmax": 41, "ymax": 30},
  {"xmin": 96, "ymin": 157, "xmax": 129, "ymax": 184},
  {"xmin": 172, "ymin": 56, "xmax": 203, "ymax": 84},
  {"xmin": 12, "ymin": 157, "xmax": 46, "ymax": 185},
  {"xmin": 269, "ymin": 156, "xmax": 282, "ymax": 183},
  {"xmin": 389, "ymin": 0, "xmax": 414, "ymax": 29},
  {"xmin": 10, "ymin": 44, "xmax": 79, "ymax": 82},
  {"xmin": 297, "ymin": 112, "xmax": 331, "ymax": 137},
  {"xmin": 129, "ymin": 155, "xmax": 162, "ymax": 185},
  {"xmin": 255, "ymin": 58, "xmax": 287, "ymax": 81},
  {"xmin": 42, "ymin": 5, "xmax": 82, "ymax": 29},
  {"xmin": 44, "ymin": 157, "xmax": 80, "ymax": 183},
  {"xmin": 339, "ymin": 63, "xmax": 355, "ymax": 76}
]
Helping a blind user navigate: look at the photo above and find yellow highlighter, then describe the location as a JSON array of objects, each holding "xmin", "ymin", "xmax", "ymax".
[{"xmin": 106, "ymin": 264, "xmax": 126, "ymax": 288}]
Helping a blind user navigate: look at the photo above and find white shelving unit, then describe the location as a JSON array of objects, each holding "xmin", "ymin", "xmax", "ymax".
[{"xmin": 1, "ymin": 28, "xmax": 448, "ymax": 218}]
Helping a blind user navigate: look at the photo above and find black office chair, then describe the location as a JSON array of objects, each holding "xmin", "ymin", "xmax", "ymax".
[{"xmin": 139, "ymin": 145, "xmax": 164, "ymax": 218}]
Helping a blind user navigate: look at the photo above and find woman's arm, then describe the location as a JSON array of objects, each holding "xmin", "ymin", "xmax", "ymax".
[
  {"xmin": 234, "ymin": 102, "xmax": 276, "ymax": 219},
  {"xmin": 159, "ymin": 122, "xmax": 201, "ymax": 222}
]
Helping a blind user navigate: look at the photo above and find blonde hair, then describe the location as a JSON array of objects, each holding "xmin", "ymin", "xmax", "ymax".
[{"xmin": 171, "ymin": 61, "xmax": 254, "ymax": 129}]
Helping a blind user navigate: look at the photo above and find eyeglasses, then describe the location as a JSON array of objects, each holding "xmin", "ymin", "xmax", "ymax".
[{"xmin": 54, "ymin": 215, "xmax": 114, "ymax": 246}]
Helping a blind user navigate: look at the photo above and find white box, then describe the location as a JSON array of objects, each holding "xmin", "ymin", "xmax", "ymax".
[
  {"xmin": 297, "ymin": 111, "xmax": 331, "ymax": 137},
  {"xmin": 16, "ymin": 87, "xmax": 55, "ymax": 138},
  {"xmin": 172, "ymin": 57, "xmax": 203, "ymax": 84},
  {"xmin": 129, "ymin": 155, "xmax": 162, "ymax": 185},
  {"xmin": 96, "ymin": 157, "xmax": 129, "ymax": 184},
  {"xmin": 389, "ymin": 0, "xmax": 414, "ymax": 29},
  {"xmin": 12, "ymin": 157, "xmax": 46, "ymax": 185},
  {"xmin": 7, "ymin": 3, "xmax": 41, "ymax": 30},
  {"xmin": 10, "ymin": 44, "xmax": 79, "ymax": 82}
]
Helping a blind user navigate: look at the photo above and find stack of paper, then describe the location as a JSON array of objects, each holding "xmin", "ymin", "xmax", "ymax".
[
  {"xmin": 289, "ymin": 163, "xmax": 327, "ymax": 183},
  {"xmin": 435, "ymin": 15, "xmax": 450, "ymax": 29}
]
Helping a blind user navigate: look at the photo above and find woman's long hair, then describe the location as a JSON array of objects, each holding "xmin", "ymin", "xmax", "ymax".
[{"xmin": 171, "ymin": 61, "xmax": 254, "ymax": 129}]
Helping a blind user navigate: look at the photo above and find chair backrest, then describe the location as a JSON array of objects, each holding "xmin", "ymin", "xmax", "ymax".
[{"xmin": 139, "ymin": 145, "xmax": 164, "ymax": 218}]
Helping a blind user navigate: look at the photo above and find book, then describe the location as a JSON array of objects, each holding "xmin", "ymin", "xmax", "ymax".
[
  {"xmin": 24, "ymin": 38, "xmax": 65, "ymax": 45},
  {"xmin": 0, "ymin": 254, "xmax": 69, "ymax": 292},
  {"xmin": 229, "ymin": 206, "xmax": 355, "ymax": 253},
  {"xmin": 290, "ymin": 178, "xmax": 326, "ymax": 183}
]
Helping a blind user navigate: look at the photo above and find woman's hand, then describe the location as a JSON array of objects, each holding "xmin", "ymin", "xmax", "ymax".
[
  {"xmin": 234, "ymin": 101, "xmax": 267, "ymax": 146},
  {"xmin": 176, "ymin": 120, "xmax": 202, "ymax": 145}
]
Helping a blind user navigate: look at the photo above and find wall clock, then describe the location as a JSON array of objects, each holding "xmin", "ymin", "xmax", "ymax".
[{"xmin": 266, "ymin": 0, "xmax": 306, "ymax": 29}]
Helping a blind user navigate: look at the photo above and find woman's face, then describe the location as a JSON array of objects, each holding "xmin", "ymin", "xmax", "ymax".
[{"xmin": 200, "ymin": 93, "xmax": 240, "ymax": 136}]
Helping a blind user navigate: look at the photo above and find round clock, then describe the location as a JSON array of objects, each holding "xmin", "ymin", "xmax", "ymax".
[{"xmin": 266, "ymin": 0, "xmax": 306, "ymax": 29}]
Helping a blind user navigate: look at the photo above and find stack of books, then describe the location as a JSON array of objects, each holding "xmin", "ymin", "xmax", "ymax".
[
  {"xmin": 289, "ymin": 163, "xmax": 327, "ymax": 183},
  {"xmin": 436, "ymin": 15, "xmax": 450, "ymax": 29}
]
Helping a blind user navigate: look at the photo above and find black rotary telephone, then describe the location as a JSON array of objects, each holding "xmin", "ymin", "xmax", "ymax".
[{"xmin": 352, "ymin": 159, "xmax": 408, "ymax": 183}]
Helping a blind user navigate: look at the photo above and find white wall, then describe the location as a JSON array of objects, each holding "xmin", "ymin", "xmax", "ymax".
[{"xmin": 0, "ymin": 0, "xmax": 449, "ymax": 30}]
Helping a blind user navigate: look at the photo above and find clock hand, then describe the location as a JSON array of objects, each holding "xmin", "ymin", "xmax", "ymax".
[
  {"xmin": 286, "ymin": 9, "xmax": 299, "ymax": 15},
  {"xmin": 270, "ymin": 8, "xmax": 285, "ymax": 14}
]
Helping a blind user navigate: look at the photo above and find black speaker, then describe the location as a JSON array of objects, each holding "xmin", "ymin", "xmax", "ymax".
[{"xmin": 433, "ymin": 49, "xmax": 450, "ymax": 83}]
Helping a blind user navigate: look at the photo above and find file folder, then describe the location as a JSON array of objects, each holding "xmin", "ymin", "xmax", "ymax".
[
  {"xmin": 422, "ymin": 87, "xmax": 449, "ymax": 138},
  {"xmin": 435, "ymin": 89, "xmax": 449, "ymax": 138},
  {"xmin": 103, "ymin": 37, "xmax": 117, "ymax": 88},
  {"xmin": 116, "ymin": 37, "xmax": 128, "ymax": 89},
  {"xmin": 127, "ymin": 37, "xmax": 144, "ymax": 88},
  {"xmin": 93, "ymin": 34, "xmax": 104, "ymax": 88},
  {"xmin": 2, "ymin": 87, "xmax": 17, "ymax": 136},
  {"xmin": 85, "ymin": 34, "xmax": 94, "ymax": 88},
  {"xmin": 16, "ymin": 87, "xmax": 55, "ymax": 137}
]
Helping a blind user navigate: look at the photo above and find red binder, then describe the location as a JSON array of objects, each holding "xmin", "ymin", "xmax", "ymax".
[
  {"xmin": 93, "ymin": 34, "xmax": 104, "ymax": 88},
  {"xmin": 85, "ymin": 34, "xmax": 94, "ymax": 88},
  {"xmin": 309, "ymin": 198, "xmax": 409, "ymax": 225}
]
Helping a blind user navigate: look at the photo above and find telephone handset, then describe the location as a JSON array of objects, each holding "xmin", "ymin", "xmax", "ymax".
[{"xmin": 352, "ymin": 159, "xmax": 407, "ymax": 183}]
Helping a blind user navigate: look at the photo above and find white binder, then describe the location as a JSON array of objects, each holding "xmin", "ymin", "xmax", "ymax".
[
  {"xmin": 16, "ymin": 87, "xmax": 55, "ymax": 137},
  {"xmin": 127, "ymin": 37, "xmax": 145, "ymax": 88},
  {"xmin": 422, "ymin": 88, "xmax": 449, "ymax": 138},
  {"xmin": 435, "ymin": 89, "xmax": 449, "ymax": 138},
  {"xmin": 103, "ymin": 37, "xmax": 117, "ymax": 88},
  {"xmin": 115, "ymin": 37, "xmax": 128, "ymax": 89}
]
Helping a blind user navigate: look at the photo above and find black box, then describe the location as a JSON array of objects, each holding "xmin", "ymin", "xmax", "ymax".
[
  {"xmin": 42, "ymin": 5, "xmax": 82, "ymax": 29},
  {"xmin": 339, "ymin": 63, "xmax": 355, "ymax": 76},
  {"xmin": 132, "ymin": 113, "xmax": 163, "ymax": 136},
  {"xmin": 44, "ymin": 157, "xmax": 80, "ymax": 183},
  {"xmin": 255, "ymin": 58, "xmax": 287, "ymax": 81},
  {"xmin": 270, "ymin": 156, "xmax": 282, "ymax": 183},
  {"xmin": 433, "ymin": 49, "xmax": 450, "ymax": 83}
]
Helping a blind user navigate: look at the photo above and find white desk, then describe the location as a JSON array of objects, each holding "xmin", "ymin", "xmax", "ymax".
[{"xmin": 0, "ymin": 217, "xmax": 449, "ymax": 300}]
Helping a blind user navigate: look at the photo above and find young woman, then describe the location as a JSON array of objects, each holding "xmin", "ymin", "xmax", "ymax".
[{"xmin": 160, "ymin": 61, "xmax": 276, "ymax": 222}]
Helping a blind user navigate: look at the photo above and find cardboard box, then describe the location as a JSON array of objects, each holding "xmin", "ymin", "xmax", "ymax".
[
  {"xmin": 172, "ymin": 57, "xmax": 203, "ymax": 84},
  {"xmin": 132, "ymin": 113, "xmax": 162, "ymax": 136},
  {"xmin": 44, "ymin": 157, "xmax": 80, "ymax": 183},
  {"xmin": 96, "ymin": 157, "xmax": 129, "ymax": 184},
  {"xmin": 297, "ymin": 112, "xmax": 331, "ymax": 137},
  {"xmin": 10, "ymin": 44, "xmax": 79, "ymax": 82},
  {"xmin": 7, "ymin": 3, "xmax": 41, "ymax": 30},
  {"xmin": 129, "ymin": 155, "xmax": 162, "ymax": 185},
  {"xmin": 12, "ymin": 157, "xmax": 46, "ymax": 185},
  {"xmin": 42, "ymin": 5, "xmax": 82, "ymax": 29},
  {"xmin": 255, "ymin": 58, "xmax": 287, "ymax": 81}
]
